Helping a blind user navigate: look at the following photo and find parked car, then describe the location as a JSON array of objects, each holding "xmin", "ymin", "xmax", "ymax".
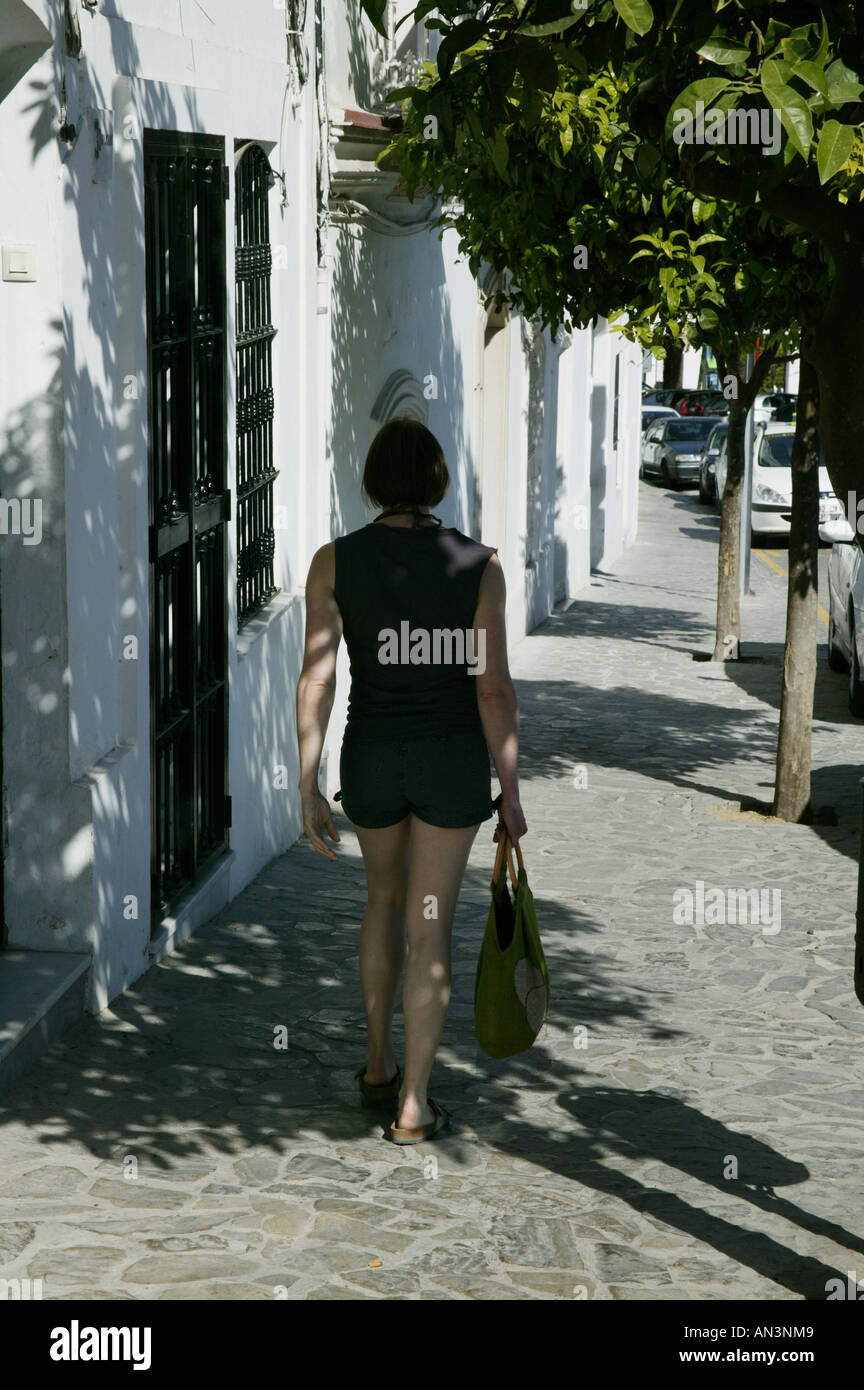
[
  {"xmin": 752, "ymin": 391, "xmax": 797, "ymax": 425},
  {"xmin": 826, "ymin": 532, "xmax": 864, "ymax": 714},
  {"xmin": 770, "ymin": 397, "xmax": 797, "ymax": 423},
  {"xmin": 642, "ymin": 405, "xmax": 680, "ymax": 432},
  {"xmin": 713, "ymin": 422, "xmax": 846, "ymax": 542},
  {"xmin": 703, "ymin": 392, "xmax": 730, "ymax": 417},
  {"xmin": 678, "ymin": 390, "xmax": 718, "ymax": 417},
  {"xmin": 640, "ymin": 415, "xmax": 724, "ymax": 489},
  {"xmin": 697, "ymin": 421, "xmax": 728, "ymax": 504},
  {"xmin": 642, "ymin": 387, "xmax": 695, "ymax": 408}
]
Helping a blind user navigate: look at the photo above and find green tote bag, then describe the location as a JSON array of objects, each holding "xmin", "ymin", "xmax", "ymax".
[{"xmin": 474, "ymin": 827, "xmax": 550, "ymax": 1059}]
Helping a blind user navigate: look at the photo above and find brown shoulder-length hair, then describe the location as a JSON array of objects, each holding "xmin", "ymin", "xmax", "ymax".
[{"xmin": 361, "ymin": 417, "xmax": 450, "ymax": 509}]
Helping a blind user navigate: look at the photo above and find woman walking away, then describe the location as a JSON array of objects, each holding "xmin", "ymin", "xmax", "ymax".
[{"xmin": 295, "ymin": 417, "xmax": 527, "ymax": 1143}]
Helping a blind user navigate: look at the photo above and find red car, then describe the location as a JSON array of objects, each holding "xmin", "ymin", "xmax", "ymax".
[{"xmin": 678, "ymin": 390, "xmax": 714, "ymax": 416}]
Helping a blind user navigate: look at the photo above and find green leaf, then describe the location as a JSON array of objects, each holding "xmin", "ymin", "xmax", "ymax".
[
  {"xmin": 559, "ymin": 123, "xmax": 574, "ymax": 156},
  {"xmin": 491, "ymin": 127, "xmax": 510, "ymax": 176},
  {"xmin": 358, "ymin": 0, "xmax": 388, "ymax": 39},
  {"xmin": 777, "ymin": 24, "xmax": 815, "ymax": 64},
  {"xmin": 635, "ymin": 143, "xmax": 660, "ymax": 178},
  {"xmin": 465, "ymin": 108, "xmax": 484, "ymax": 142},
  {"xmin": 764, "ymin": 19, "xmax": 791, "ymax": 54},
  {"xmin": 398, "ymin": 0, "xmax": 438, "ymax": 28},
  {"xmin": 761, "ymin": 59, "xmax": 814, "ymax": 159},
  {"xmin": 436, "ymin": 18, "xmax": 487, "ymax": 80},
  {"xmin": 691, "ymin": 196, "xmax": 715, "ymax": 224},
  {"xmin": 816, "ymin": 119, "xmax": 855, "ymax": 184},
  {"xmin": 519, "ymin": 16, "xmax": 582, "ymax": 37},
  {"xmin": 783, "ymin": 58, "xmax": 828, "ymax": 96},
  {"xmin": 383, "ymin": 86, "xmax": 420, "ymax": 104},
  {"xmin": 824, "ymin": 59, "xmax": 864, "ymax": 104},
  {"xmin": 814, "ymin": 14, "xmax": 830, "ymax": 69},
  {"xmin": 612, "ymin": 0, "xmax": 654, "ymax": 38},
  {"xmin": 697, "ymin": 32, "xmax": 750, "ymax": 66},
  {"xmin": 666, "ymin": 76, "xmax": 730, "ymax": 142}
]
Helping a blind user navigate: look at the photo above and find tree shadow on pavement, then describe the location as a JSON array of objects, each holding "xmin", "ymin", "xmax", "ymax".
[
  {"xmin": 517, "ymin": 603, "xmax": 863, "ymax": 862},
  {"xmin": 457, "ymin": 1087, "xmax": 854, "ymax": 1299},
  {"xmin": 513, "ymin": 669, "xmax": 777, "ymax": 807},
  {"xmin": 0, "ymin": 848, "xmax": 669, "ymax": 1164},
  {"xmin": 552, "ymin": 590, "xmax": 713, "ymax": 647},
  {"xmin": 708, "ymin": 651, "xmax": 863, "ymax": 861}
]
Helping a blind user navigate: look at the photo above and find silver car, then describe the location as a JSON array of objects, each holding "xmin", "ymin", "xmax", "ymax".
[
  {"xmin": 697, "ymin": 421, "xmax": 728, "ymax": 504},
  {"xmin": 640, "ymin": 415, "xmax": 724, "ymax": 489}
]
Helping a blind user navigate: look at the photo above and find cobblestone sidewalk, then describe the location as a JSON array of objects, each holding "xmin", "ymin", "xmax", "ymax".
[{"xmin": 3, "ymin": 482, "xmax": 864, "ymax": 1300}]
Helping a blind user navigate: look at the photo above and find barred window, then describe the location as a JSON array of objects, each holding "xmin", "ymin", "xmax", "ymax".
[{"xmin": 234, "ymin": 142, "xmax": 279, "ymax": 628}]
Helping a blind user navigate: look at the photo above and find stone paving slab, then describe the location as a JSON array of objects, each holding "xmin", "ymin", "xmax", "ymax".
[{"xmin": 2, "ymin": 481, "xmax": 864, "ymax": 1300}]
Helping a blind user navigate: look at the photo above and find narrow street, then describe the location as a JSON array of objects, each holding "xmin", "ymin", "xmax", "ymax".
[{"xmin": 2, "ymin": 479, "xmax": 862, "ymax": 1301}]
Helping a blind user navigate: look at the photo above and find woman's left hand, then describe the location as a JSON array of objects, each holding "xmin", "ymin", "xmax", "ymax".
[{"xmin": 301, "ymin": 788, "xmax": 341, "ymax": 860}]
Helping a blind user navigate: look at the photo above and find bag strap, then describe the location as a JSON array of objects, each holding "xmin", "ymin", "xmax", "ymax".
[
  {"xmin": 510, "ymin": 836, "xmax": 525, "ymax": 876},
  {"xmin": 490, "ymin": 791, "xmax": 524, "ymax": 892},
  {"xmin": 491, "ymin": 826, "xmax": 520, "ymax": 893}
]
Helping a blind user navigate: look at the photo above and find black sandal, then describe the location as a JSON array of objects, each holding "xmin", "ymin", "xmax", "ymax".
[
  {"xmin": 389, "ymin": 1098, "xmax": 451, "ymax": 1145},
  {"xmin": 356, "ymin": 1064, "xmax": 401, "ymax": 1107}
]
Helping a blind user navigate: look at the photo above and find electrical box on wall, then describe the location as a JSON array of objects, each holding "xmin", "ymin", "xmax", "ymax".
[
  {"xmin": 85, "ymin": 106, "xmax": 114, "ymax": 182},
  {"xmin": 1, "ymin": 245, "xmax": 36, "ymax": 282}
]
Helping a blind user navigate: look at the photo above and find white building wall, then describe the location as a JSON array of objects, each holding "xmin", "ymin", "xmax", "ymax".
[
  {"xmin": 589, "ymin": 318, "xmax": 641, "ymax": 570},
  {"xmin": 556, "ymin": 326, "xmax": 594, "ymax": 599},
  {"xmin": 2, "ymin": 1, "xmax": 321, "ymax": 1008},
  {"xmin": 0, "ymin": 8, "xmax": 96, "ymax": 966}
]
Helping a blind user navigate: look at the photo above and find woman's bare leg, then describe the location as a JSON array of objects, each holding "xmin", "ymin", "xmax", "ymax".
[
  {"xmin": 397, "ymin": 816, "xmax": 481, "ymax": 1129},
  {"xmin": 354, "ymin": 817, "xmax": 411, "ymax": 1083}
]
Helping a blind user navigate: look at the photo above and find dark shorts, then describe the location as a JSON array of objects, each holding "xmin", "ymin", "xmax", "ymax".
[{"xmin": 337, "ymin": 728, "xmax": 496, "ymax": 829}]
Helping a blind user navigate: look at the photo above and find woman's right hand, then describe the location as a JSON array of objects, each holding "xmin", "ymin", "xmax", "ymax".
[
  {"xmin": 494, "ymin": 792, "xmax": 527, "ymax": 846},
  {"xmin": 301, "ymin": 787, "xmax": 341, "ymax": 861}
]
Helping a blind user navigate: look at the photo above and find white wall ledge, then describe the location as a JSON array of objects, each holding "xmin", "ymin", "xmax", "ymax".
[{"xmin": 236, "ymin": 590, "xmax": 301, "ymax": 660}]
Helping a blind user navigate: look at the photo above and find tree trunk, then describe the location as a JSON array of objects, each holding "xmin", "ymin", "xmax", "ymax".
[
  {"xmin": 662, "ymin": 334, "xmax": 683, "ymax": 389},
  {"xmin": 712, "ymin": 348, "xmax": 777, "ymax": 661},
  {"xmin": 773, "ymin": 351, "xmax": 820, "ymax": 821},
  {"xmin": 714, "ymin": 375, "xmax": 745, "ymax": 661},
  {"xmin": 806, "ymin": 245, "xmax": 864, "ymax": 512}
]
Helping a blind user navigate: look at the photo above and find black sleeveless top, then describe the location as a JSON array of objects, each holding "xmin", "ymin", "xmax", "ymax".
[{"xmin": 334, "ymin": 518, "xmax": 498, "ymax": 742}]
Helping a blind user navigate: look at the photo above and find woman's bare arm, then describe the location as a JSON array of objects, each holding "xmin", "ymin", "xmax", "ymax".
[
  {"xmin": 472, "ymin": 553, "xmax": 527, "ymax": 843},
  {"xmin": 296, "ymin": 542, "xmax": 342, "ymax": 858}
]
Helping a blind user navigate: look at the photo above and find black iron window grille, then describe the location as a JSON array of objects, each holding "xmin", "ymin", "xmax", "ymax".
[
  {"xmin": 144, "ymin": 130, "xmax": 231, "ymax": 927},
  {"xmin": 234, "ymin": 142, "xmax": 279, "ymax": 628}
]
